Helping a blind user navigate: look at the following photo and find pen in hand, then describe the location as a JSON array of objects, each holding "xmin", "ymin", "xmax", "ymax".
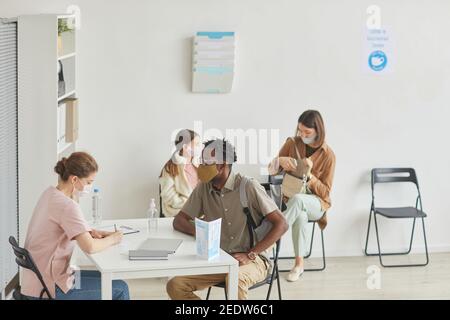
[{"xmin": 114, "ymin": 224, "xmax": 117, "ymax": 232}]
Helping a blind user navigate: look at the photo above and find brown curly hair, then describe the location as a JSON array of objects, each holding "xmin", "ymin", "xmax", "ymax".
[{"xmin": 54, "ymin": 152, "xmax": 98, "ymax": 181}]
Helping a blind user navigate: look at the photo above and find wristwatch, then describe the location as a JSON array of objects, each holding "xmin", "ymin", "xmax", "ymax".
[{"xmin": 247, "ymin": 251, "xmax": 257, "ymax": 260}]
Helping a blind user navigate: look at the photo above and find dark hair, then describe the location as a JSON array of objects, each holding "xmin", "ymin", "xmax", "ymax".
[
  {"xmin": 162, "ymin": 129, "xmax": 199, "ymax": 178},
  {"xmin": 203, "ymin": 138, "xmax": 237, "ymax": 167},
  {"xmin": 54, "ymin": 152, "xmax": 99, "ymax": 181},
  {"xmin": 297, "ymin": 109, "xmax": 326, "ymax": 146}
]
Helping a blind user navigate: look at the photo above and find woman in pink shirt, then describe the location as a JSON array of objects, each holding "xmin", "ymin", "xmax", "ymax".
[{"xmin": 22, "ymin": 152, "xmax": 129, "ymax": 300}]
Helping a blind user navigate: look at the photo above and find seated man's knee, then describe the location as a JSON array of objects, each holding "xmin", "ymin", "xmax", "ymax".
[
  {"xmin": 166, "ymin": 277, "xmax": 178, "ymax": 298},
  {"xmin": 237, "ymin": 278, "xmax": 252, "ymax": 300},
  {"xmin": 238, "ymin": 278, "xmax": 249, "ymax": 291},
  {"xmin": 166, "ymin": 277, "xmax": 189, "ymax": 299}
]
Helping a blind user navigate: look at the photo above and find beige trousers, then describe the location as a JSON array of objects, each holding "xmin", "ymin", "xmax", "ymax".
[{"xmin": 166, "ymin": 256, "xmax": 269, "ymax": 300}]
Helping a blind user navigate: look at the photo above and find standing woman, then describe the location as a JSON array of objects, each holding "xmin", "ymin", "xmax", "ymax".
[
  {"xmin": 21, "ymin": 152, "xmax": 129, "ymax": 300},
  {"xmin": 159, "ymin": 129, "xmax": 202, "ymax": 217},
  {"xmin": 269, "ymin": 110, "xmax": 336, "ymax": 282}
]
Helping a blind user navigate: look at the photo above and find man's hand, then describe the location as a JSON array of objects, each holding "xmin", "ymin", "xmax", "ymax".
[
  {"xmin": 173, "ymin": 211, "xmax": 196, "ymax": 236},
  {"xmin": 232, "ymin": 253, "xmax": 252, "ymax": 266}
]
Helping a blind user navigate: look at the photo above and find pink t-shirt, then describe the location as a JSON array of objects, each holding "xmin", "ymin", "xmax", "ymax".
[
  {"xmin": 21, "ymin": 186, "xmax": 91, "ymax": 298},
  {"xmin": 184, "ymin": 164, "xmax": 199, "ymax": 189}
]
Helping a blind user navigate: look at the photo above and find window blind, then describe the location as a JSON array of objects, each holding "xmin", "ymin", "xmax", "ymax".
[{"xmin": 0, "ymin": 19, "xmax": 18, "ymax": 298}]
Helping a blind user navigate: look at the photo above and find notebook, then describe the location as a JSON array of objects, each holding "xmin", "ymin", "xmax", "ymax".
[
  {"xmin": 138, "ymin": 238, "xmax": 183, "ymax": 254},
  {"xmin": 97, "ymin": 224, "xmax": 140, "ymax": 235},
  {"xmin": 128, "ymin": 250, "xmax": 168, "ymax": 261}
]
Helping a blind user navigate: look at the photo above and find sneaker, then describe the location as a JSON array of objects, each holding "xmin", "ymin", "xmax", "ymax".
[{"xmin": 286, "ymin": 266, "xmax": 304, "ymax": 282}]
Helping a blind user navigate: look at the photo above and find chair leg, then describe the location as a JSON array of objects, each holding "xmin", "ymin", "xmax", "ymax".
[
  {"xmin": 364, "ymin": 210, "xmax": 374, "ymax": 256},
  {"xmin": 208, "ymin": 286, "xmax": 228, "ymax": 300},
  {"xmin": 304, "ymin": 227, "xmax": 326, "ymax": 272},
  {"xmin": 421, "ymin": 217, "xmax": 430, "ymax": 266},
  {"xmin": 278, "ymin": 222, "xmax": 325, "ymax": 272},
  {"xmin": 277, "ymin": 258, "xmax": 295, "ymax": 272},
  {"xmin": 365, "ymin": 211, "xmax": 416, "ymax": 257},
  {"xmin": 373, "ymin": 214, "xmax": 429, "ymax": 267},
  {"xmin": 266, "ymin": 264, "xmax": 277, "ymax": 300},
  {"xmin": 276, "ymin": 265, "xmax": 282, "ymax": 300},
  {"xmin": 304, "ymin": 222, "xmax": 316, "ymax": 259}
]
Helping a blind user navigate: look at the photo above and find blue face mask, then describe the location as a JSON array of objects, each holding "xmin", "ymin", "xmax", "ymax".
[{"xmin": 301, "ymin": 135, "xmax": 317, "ymax": 145}]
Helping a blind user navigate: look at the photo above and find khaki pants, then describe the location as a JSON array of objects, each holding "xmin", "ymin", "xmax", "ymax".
[{"xmin": 166, "ymin": 256, "xmax": 269, "ymax": 300}]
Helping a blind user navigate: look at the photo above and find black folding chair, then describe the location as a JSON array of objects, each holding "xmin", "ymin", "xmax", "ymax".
[
  {"xmin": 266, "ymin": 176, "xmax": 326, "ymax": 272},
  {"xmin": 205, "ymin": 239, "xmax": 282, "ymax": 300},
  {"xmin": 364, "ymin": 168, "xmax": 429, "ymax": 267},
  {"xmin": 9, "ymin": 236, "xmax": 53, "ymax": 299}
]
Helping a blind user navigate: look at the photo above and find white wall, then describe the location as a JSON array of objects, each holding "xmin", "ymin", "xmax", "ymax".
[{"xmin": 3, "ymin": 0, "xmax": 450, "ymax": 257}]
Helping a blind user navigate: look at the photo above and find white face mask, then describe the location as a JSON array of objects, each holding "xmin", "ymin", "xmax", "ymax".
[
  {"xmin": 73, "ymin": 179, "xmax": 92, "ymax": 197},
  {"xmin": 79, "ymin": 183, "xmax": 93, "ymax": 196},
  {"xmin": 301, "ymin": 135, "xmax": 317, "ymax": 145}
]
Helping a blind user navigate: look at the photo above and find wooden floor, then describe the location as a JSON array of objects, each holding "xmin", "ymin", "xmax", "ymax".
[{"xmin": 125, "ymin": 252, "xmax": 450, "ymax": 300}]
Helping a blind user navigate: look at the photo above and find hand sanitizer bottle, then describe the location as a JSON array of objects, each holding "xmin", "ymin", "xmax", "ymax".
[
  {"xmin": 92, "ymin": 188, "xmax": 102, "ymax": 226},
  {"xmin": 147, "ymin": 198, "xmax": 158, "ymax": 233}
]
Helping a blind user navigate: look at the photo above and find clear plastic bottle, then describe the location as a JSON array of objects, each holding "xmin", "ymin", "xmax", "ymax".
[
  {"xmin": 92, "ymin": 188, "xmax": 102, "ymax": 226},
  {"xmin": 147, "ymin": 198, "xmax": 158, "ymax": 233}
]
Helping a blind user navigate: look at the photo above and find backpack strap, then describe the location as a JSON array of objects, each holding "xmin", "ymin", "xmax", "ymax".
[{"xmin": 239, "ymin": 176, "xmax": 257, "ymax": 247}]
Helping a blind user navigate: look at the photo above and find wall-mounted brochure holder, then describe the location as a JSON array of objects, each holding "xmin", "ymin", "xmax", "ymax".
[{"xmin": 192, "ymin": 32, "xmax": 235, "ymax": 93}]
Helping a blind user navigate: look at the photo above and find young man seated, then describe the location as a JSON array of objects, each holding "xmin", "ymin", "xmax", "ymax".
[{"xmin": 166, "ymin": 138, "xmax": 288, "ymax": 300}]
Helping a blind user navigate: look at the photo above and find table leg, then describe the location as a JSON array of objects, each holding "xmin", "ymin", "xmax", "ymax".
[
  {"xmin": 101, "ymin": 272, "xmax": 112, "ymax": 300},
  {"xmin": 227, "ymin": 263, "xmax": 239, "ymax": 300}
]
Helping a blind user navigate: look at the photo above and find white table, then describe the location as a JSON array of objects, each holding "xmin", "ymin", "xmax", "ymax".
[{"xmin": 72, "ymin": 218, "xmax": 239, "ymax": 300}]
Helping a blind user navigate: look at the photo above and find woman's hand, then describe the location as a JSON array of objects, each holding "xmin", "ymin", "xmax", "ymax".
[
  {"xmin": 76, "ymin": 230, "xmax": 123, "ymax": 254},
  {"xmin": 108, "ymin": 231, "xmax": 123, "ymax": 245},
  {"xmin": 302, "ymin": 157, "xmax": 313, "ymax": 170},
  {"xmin": 90, "ymin": 229, "xmax": 113, "ymax": 239},
  {"xmin": 279, "ymin": 157, "xmax": 297, "ymax": 172}
]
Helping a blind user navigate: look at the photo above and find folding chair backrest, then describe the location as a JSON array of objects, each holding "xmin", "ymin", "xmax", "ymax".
[
  {"xmin": 268, "ymin": 174, "xmax": 283, "ymax": 186},
  {"xmin": 9, "ymin": 236, "xmax": 37, "ymax": 271},
  {"xmin": 371, "ymin": 168, "xmax": 422, "ymax": 209},
  {"xmin": 261, "ymin": 182, "xmax": 283, "ymax": 211},
  {"xmin": 259, "ymin": 183, "xmax": 282, "ymax": 259},
  {"xmin": 9, "ymin": 236, "xmax": 52, "ymax": 299},
  {"xmin": 372, "ymin": 168, "xmax": 419, "ymax": 189},
  {"xmin": 159, "ymin": 184, "xmax": 164, "ymax": 217}
]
